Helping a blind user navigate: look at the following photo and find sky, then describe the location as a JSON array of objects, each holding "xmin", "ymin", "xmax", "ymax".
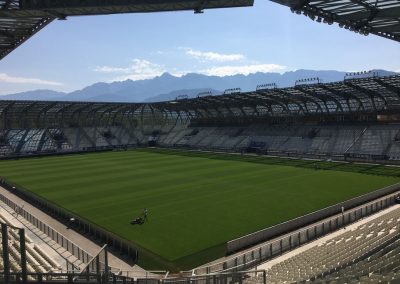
[{"xmin": 0, "ymin": 0, "xmax": 399, "ymax": 96}]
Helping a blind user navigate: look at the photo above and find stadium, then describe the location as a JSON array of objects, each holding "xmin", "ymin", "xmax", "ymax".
[{"xmin": 0, "ymin": 0, "xmax": 400, "ymax": 284}]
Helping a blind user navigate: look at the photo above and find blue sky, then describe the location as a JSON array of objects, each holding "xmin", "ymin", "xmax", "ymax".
[{"xmin": 0, "ymin": 0, "xmax": 399, "ymax": 95}]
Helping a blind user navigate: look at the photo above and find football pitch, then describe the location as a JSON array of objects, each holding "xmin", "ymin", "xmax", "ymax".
[{"xmin": 0, "ymin": 149, "xmax": 399, "ymax": 270}]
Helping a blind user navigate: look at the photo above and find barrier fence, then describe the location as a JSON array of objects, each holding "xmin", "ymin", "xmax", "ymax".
[
  {"xmin": 0, "ymin": 221, "xmax": 81, "ymax": 283},
  {"xmin": 0, "ymin": 179, "xmax": 139, "ymax": 263},
  {"xmin": 1, "ymin": 272, "xmax": 136, "ymax": 284},
  {"xmin": 0, "ymin": 220, "xmax": 138, "ymax": 284},
  {"xmin": 0, "ymin": 144, "xmax": 141, "ymax": 160},
  {"xmin": 81, "ymin": 245, "xmax": 109, "ymax": 276},
  {"xmin": 228, "ymin": 183, "xmax": 400, "ymax": 253},
  {"xmin": 193, "ymin": 188, "xmax": 400, "ymax": 275},
  {"xmin": 0, "ymin": 218, "xmax": 138, "ymax": 284},
  {"xmin": 118, "ymin": 271, "xmax": 168, "ymax": 279},
  {"xmin": 1, "ymin": 222, "xmax": 28, "ymax": 283},
  {"xmin": 0, "ymin": 270, "xmax": 266, "ymax": 284},
  {"xmin": 164, "ymin": 270, "xmax": 266, "ymax": 284},
  {"xmin": 0, "ymin": 191, "xmax": 92, "ymax": 269}
]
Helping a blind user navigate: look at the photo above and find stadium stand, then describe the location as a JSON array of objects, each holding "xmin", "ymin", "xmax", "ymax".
[
  {"xmin": 0, "ymin": 75, "xmax": 399, "ymax": 164},
  {"xmin": 155, "ymin": 122, "xmax": 400, "ymax": 162},
  {"xmin": 0, "ymin": 204, "xmax": 86, "ymax": 270},
  {"xmin": 2, "ymin": 0, "xmax": 399, "ymax": 282},
  {"xmin": 0, "ymin": 216, "xmax": 63, "ymax": 275},
  {"xmin": 265, "ymin": 206, "xmax": 400, "ymax": 283},
  {"xmin": 0, "ymin": 74, "xmax": 399, "ymax": 283},
  {"xmin": 0, "ymin": 192, "xmax": 148, "ymax": 283}
]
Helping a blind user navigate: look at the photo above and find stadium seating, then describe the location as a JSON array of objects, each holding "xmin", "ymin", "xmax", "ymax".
[
  {"xmin": 0, "ymin": 214, "xmax": 63, "ymax": 274},
  {"xmin": 318, "ymin": 238, "xmax": 400, "ymax": 283},
  {"xmin": 160, "ymin": 123, "xmax": 400, "ymax": 160},
  {"xmin": 266, "ymin": 207, "xmax": 400, "ymax": 283},
  {"xmin": 1, "ymin": 123, "xmax": 400, "ymax": 163},
  {"xmin": 0, "ymin": 126, "xmax": 144, "ymax": 156},
  {"xmin": 346, "ymin": 125, "xmax": 399, "ymax": 156}
]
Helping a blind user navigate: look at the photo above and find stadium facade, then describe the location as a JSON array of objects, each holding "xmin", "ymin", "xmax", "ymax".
[
  {"xmin": 1, "ymin": 74, "xmax": 400, "ymax": 163},
  {"xmin": 1, "ymin": 1, "xmax": 400, "ymax": 282},
  {"xmin": 1, "ymin": 77, "xmax": 400, "ymax": 283}
]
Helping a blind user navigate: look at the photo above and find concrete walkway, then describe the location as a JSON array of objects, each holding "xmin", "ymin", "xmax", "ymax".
[
  {"xmin": 0, "ymin": 186, "xmax": 148, "ymax": 276},
  {"xmin": 193, "ymin": 191, "xmax": 399, "ymax": 273},
  {"xmin": 0, "ymin": 201, "xmax": 76, "ymax": 271}
]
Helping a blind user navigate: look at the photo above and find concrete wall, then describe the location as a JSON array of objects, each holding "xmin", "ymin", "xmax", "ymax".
[
  {"xmin": 0, "ymin": 180, "xmax": 139, "ymax": 263},
  {"xmin": 193, "ymin": 186, "xmax": 399, "ymax": 274},
  {"xmin": 227, "ymin": 183, "xmax": 400, "ymax": 254}
]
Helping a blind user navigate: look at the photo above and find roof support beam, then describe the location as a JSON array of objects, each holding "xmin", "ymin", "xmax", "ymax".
[
  {"xmin": 373, "ymin": 78, "xmax": 400, "ymax": 98},
  {"xmin": 0, "ymin": 0, "xmax": 252, "ymax": 60},
  {"xmin": 0, "ymin": 76, "xmax": 399, "ymax": 125},
  {"xmin": 0, "ymin": 17, "xmax": 53, "ymax": 60},
  {"xmin": 0, "ymin": 0, "xmax": 254, "ymax": 18},
  {"xmin": 344, "ymin": 81, "xmax": 383, "ymax": 111},
  {"xmin": 270, "ymin": 0, "xmax": 400, "ymax": 42}
]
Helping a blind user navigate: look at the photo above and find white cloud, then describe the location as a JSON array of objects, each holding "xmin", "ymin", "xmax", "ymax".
[
  {"xmin": 0, "ymin": 73, "xmax": 63, "ymax": 86},
  {"xmin": 93, "ymin": 59, "xmax": 166, "ymax": 81},
  {"xmin": 93, "ymin": 66, "xmax": 130, "ymax": 73},
  {"xmin": 201, "ymin": 64, "xmax": 286, "ymax": 76},
  {"xmin": 184, "ymin": 48, "xmax": 245, "ymax": 62},
  {"xmin": 93, "ymin": 58, "xmax": 287, "ymax": 81}
]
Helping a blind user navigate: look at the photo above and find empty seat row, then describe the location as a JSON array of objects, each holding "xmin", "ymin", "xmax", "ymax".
[
  {"xmin": 265, "ymin": 207, "xmax": 400, "ymax": 283},
  {"xmin": 0, "ymin": 213, "xmax": 62, "ymax": 274}
]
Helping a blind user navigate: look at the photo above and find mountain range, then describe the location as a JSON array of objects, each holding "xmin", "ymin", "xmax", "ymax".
[{"xmin": 1, "ymin": 69, "xmax": 397, "ymax": 103}]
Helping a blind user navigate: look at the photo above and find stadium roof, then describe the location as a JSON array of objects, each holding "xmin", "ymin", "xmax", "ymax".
[
  {"xmin": 1, "ymin": 75, "xmax": 399, "ymax": 128},
  {"xmin": 1, "ymin": 1, "xmax": 399, "ymax": 61},
  {"xmin": 158, "ymin": 74, "xmax": 400, "ymax": 119},
  {"xmin": 271, "ymin": 0, "xmax": 400, "ymax": 42},
  {"xmin": 0, "ymin": 0, "xmax": 253, "ymax": 60}
]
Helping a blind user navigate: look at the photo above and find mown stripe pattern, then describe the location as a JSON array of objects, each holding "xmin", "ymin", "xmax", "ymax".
[{"xmin": 0, "ymin": 149, "xmax": 398, "ymax": 269}]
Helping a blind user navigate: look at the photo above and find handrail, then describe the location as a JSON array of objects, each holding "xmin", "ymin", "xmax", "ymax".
[
  {"xmin": 0, "ymin": 191, "xmax": 93, "ymax": 267},
  {"xmin": 189, "ymin": 189, "xmax": 400, "ymax": 275}
]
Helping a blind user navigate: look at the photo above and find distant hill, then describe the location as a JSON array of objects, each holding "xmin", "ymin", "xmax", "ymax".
[
  {"xmin": 1, "ymin": 69, "xmax": 397, "ymax": 103},
  {"xmin": 1, "ymin": 89, "xmax": 67, "ymax": 101}
]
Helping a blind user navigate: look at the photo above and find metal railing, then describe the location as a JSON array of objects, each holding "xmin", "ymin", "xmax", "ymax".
[
  {"xmin": 1, "ymin": 272, "xmax": 137, "ymax": 284},
  {"xmin": 0, "ymin": 191, "xmax": 92, "ymax": 268},
  {"xmin": 0, "ymin": 178, "xmax": 138, "ymax": 263},
  {"xmin": 191, "ymin": 191, "xmax": 400, "ymax": 275},
  {"xmin": 164, "ymin": 270, "xmax": 266, "ymax": 284},
  {"xmin": 0, "ymin": 270, "xmax": 266, "ymax": 284}
]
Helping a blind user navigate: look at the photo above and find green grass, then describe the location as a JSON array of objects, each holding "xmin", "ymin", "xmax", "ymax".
[{"xmin": 0, "ymin": 149, "xmax": 398, "ymax": 270}]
